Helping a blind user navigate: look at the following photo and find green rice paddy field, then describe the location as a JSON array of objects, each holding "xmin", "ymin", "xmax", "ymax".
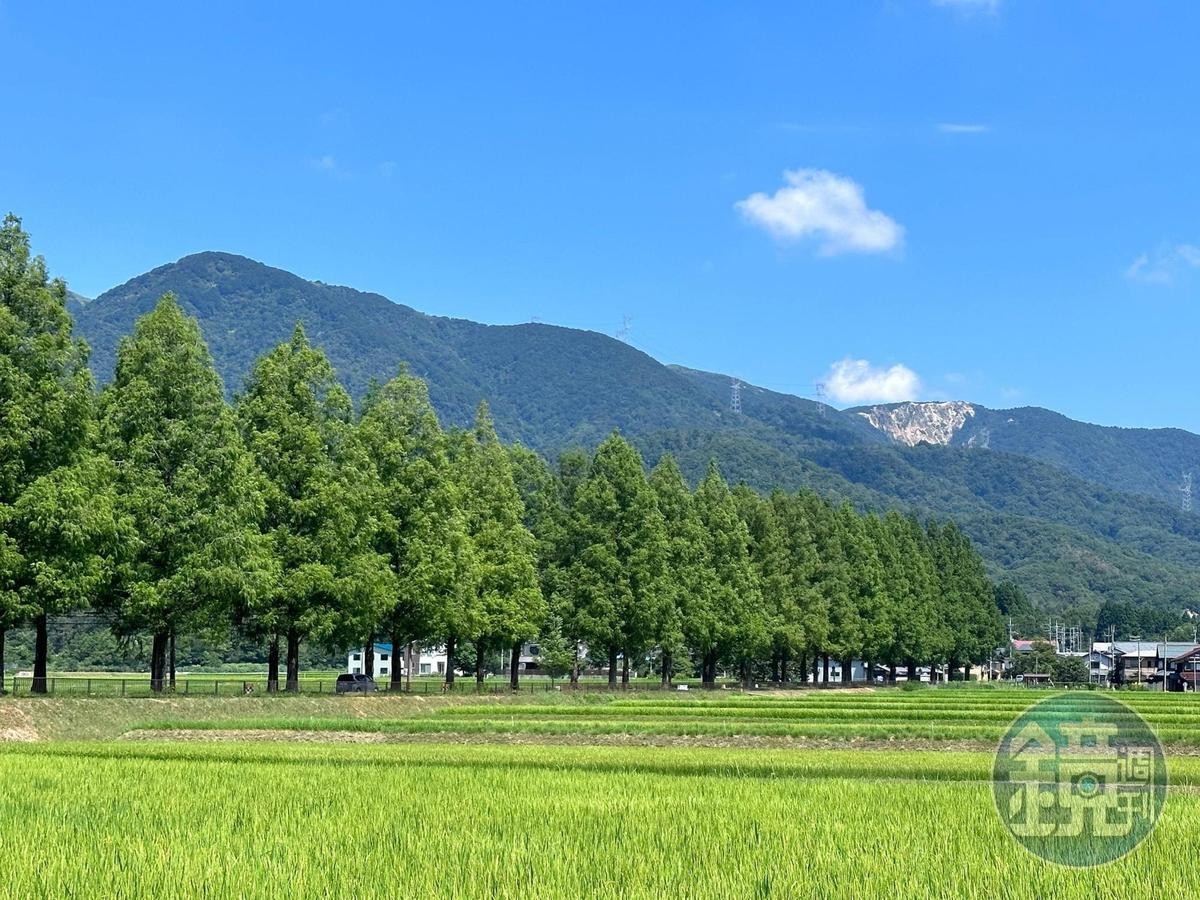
[{"xmin": 4, "ymin": 686, "xmax": 1200, "ymax": 897}]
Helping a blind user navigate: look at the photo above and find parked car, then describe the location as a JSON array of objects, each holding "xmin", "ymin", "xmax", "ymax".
[{"xmin": 336, "ymin": 673, "xmax": 378, "ymax": 694}]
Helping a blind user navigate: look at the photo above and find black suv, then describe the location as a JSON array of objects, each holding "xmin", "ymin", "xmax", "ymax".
[{"xmin": 336, "ymin": 673, "xmax": 378, "ymax": 694}]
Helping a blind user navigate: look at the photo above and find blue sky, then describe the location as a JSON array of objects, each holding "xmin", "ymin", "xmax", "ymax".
[{"xmin": 3, "ymin": 1, "xmax": 1199, "ymax": 428}]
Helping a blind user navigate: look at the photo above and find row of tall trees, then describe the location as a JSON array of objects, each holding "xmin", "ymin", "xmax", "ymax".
[
  {"xmin": 514, "ymin": 437, "xmax": 1005, "ymax": 686},
  {"xmin": 0, "ymin": 216, "xmax": 1004, "ymax": 693}
]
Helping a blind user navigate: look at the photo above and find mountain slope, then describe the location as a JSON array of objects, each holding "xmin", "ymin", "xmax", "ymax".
[
  {"xmin": 72, "ymin": 251, "xmax": 1200, "ymax": 626},
  {"xmin": 853, "ymin": 400, "xmax": 1200, "ymax": 505}
]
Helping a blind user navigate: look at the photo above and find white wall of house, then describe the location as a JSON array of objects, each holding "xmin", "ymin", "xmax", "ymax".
[{"xmin": 347, "ymin": 644, "xmax": 448, "ymax": 677}]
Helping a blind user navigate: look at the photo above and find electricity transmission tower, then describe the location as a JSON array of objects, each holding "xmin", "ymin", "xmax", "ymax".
[
  {"xmin": 730, "ymin": 377, "xmax": 742, "ymax": 415},
  {"xmin": 1183, "ymin": 471, "xmax": 1193, "ymax": 513},
  {"xmin": 815, "ymin": 382, "xmax": 827, "ymax": 416},
  {"xmin": 616, "ymin": 315, "xmax": 632, "ymax": 343}
]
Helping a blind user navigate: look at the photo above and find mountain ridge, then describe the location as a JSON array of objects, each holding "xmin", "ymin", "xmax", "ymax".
[{"xmin": 70, "ymin": 250, "xmax": 1200, "ymax": 629}]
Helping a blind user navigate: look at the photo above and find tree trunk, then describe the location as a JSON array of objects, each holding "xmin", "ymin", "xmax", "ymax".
[
  {"xmin": 445, "ymin": 634, "xmax": 457, "ymax": 685},
  {"xmin": 889, "ymin": 663, "xmax": 898, "ymax": 683},
  {"xmin": 781, "ymin": 648, "xmax": 790, "ymax": 685},
  {"xmin": 168, "ymin": 630, "xmax": 176, "ymax": 690},
  {"xmin": 821, "ymin": 653, "xmax": 830, "ymax": 685},
  {"xmin": 702, "ymin": 649, "xmax": 717, "ymax": 687},
  {"xmin": 621, "ymin": 653, "xmax": 630, "ymax": 685},
  {"xmin": 149, "ymin": 629, "xmax": 168, "ymax": 693},
  {"xmin": 798, "ymin": 652, "xmax": 807, "ymax": 684},
  {"xmin": 510, "ymin": 641, "xmax": 521, "ymax": 690},
  {"xmin": 841, "ymin": 656, "xmax": 852, "ymax": 684},
  {"xmin": 661, "ymin": 651, "xmax": 671, "ymax": 686},
  {"xmin": 0, "ymin": 626, "xmax": 6, "ymax": 695},
  {"xmin": 390, "ymin": 632, "xmax": 404, "ymax": 690},
  {"xmin": 285, "ymin": 629, "xmax": 300, "ymax": 693},
  {"xmin": 364, "ymin": 637, "xmax": 375, "ymax": 679},
  {"xmin": 607, "ymin": 648, "xmax": 618, "ymax": 686},
  {"xmin": 905, "ymin": 657, "xmax": 917, "ymax": 684},
  {"xmin": 570, "ymin": 645, "xmax": 580, "ymax": 685},
  {"xmin": 32, "ymin": 612, "xmax": 49, "ymax": 694},
  {"xmin": 267, "ymin": 636, "xmax": 280, "ymax": 693},
  {"xmin": 811, "ymin": 654, "xmax": 819, "ymax": 684},
  {"xmin": 475, "ymin": 641, "xmax": 486, "ymax": 686}
]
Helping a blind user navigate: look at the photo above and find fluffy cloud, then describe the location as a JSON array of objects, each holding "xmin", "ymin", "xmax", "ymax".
[
  {"xmin": 736, "ymin": 169, "xmax": 904, "ymax": 255},
  {"xmin": 823, "ymin": 358, "xmax": 922, "ymax": 404},
  {"xmin": 1126, "ymin": 244, "xmax": 1200, "ymax": 285}
]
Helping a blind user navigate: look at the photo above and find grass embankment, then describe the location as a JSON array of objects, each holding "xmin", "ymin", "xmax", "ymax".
[{"xmin": 0, "ymin": 740, "xmax": 1195, "ymax": 897}]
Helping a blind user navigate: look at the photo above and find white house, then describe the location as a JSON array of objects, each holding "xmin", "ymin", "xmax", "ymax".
[{"xmin": 347, "ymin": 643, "xmax": 449, "ymax": 678}]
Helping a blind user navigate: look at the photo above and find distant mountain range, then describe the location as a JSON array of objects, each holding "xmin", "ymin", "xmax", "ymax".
[{"xmin": 69, "ymin": 252, "xmax": 1200, "ymax": 629}]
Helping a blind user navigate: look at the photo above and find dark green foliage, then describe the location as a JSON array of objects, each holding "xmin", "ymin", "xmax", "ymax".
[
  {"xmin": 68, "ymin": 251, "xmax": 1200, "ymax": 627},
  {"xmin": 98, "ymin": 295, "xmax": 270, "ymax": 690}
]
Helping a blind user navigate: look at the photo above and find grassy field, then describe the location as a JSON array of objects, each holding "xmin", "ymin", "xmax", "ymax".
[
  {"xmin": 3, "ymin": 686, "xmax": 1199, "ymax": 896},
  {"xmin": 0, "ymin": 740, "xmax": 1196, "ymax": 897}
]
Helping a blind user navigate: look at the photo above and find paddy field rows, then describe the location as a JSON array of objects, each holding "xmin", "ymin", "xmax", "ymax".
[{"xmin": 3, "ymin": 686, "xmax": 1200, "ymax": 897}]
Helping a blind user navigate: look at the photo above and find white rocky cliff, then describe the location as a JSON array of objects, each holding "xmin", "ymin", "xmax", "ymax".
[{"xmin": 857, "ymin": 401, "xmax": 976, "ymax": 447}]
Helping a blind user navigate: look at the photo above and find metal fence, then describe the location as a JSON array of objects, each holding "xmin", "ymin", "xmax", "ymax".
[{"xmin": 3, "ymin": 675, "xmax": 755, "ymax": 697}]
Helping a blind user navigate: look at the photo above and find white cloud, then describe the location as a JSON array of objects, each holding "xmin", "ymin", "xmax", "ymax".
[
  {"xmin": 1126, "ymin": 244, "xmax": 1200, "ymax": 285},
  {"xmin": 823, "ymin": 358, "xmax": 922, "ymax": 404},
  {"xmin": 937, "ymin": 123, "xmax": 990, "ymax": 134},
  {"xmin": 735, "ymin": 169, "xmax": 904, "ymax": 255},
  {"xmin": 933, "ymin": 0, "xmax": 1000, "ymax": 13}
]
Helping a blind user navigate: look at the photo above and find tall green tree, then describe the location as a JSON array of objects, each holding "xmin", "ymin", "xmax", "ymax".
[
  {"xmin": 355, "ymin": 369, "xmax": 474, "ymax": 688},
  {"xmin": 928, "ymin": 519, "xmax": 1005, "ymax": 680},
  {"xmin": 770, "ymin": 491, "xmax": 826, "ymax": 683},
  {"xmin": 693, "ymin": 462, "xmax": 763, "ymax": 686},
  {"xmin": 450, "ymin": 403, "xmax": 542, "ymax": 686},
  {"xmin": 237, "ymin": 325, "xmax": 389, "ymax": 691},
  {"xmin": 735, "ymin": 486, "xmax": 798, "ymax": 684},
  {"xmin": 0, "ymin": 215, "xmax": 108, "ymax": 692},
  {"xmin": 648, "ymin": 455, "xmax": 706, "ymax": 684},
  {"xmin": 570, "ymin": 433, "xmax": 667, "ymax": 684},
  {"xmin": 99, "ymin": 295, "xmax": 269, "ymax": 691}
]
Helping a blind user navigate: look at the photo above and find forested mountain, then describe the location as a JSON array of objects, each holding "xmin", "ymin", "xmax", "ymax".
[{"xmin": 71, "ymin": 251, "xmax": 1200, "ymax": 630}]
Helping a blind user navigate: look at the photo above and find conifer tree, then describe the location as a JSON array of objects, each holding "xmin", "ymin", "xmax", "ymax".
[
  {"xmin": 648, "ymin": 454, "xmax": 706, "ymax": 684},
  {"xmin": 570, "ymin": 433, "xmax": 666, "ymax": 684},
  {"xmin": 693, "ymin": 462, "xmax": 763, "ymax": 686},
  {"xmin": 99, "ymin": 295, "xmax": 268, "ymax": 691},
  {"xmin": 237, "ymin": 325, "xmax": 389, "ymax": 691},
  {"xmin": 0, "ymin": 215, "xmax": 120, "ymax": 693},
  {"xmin": 451, "ymin": 403, "xmax": 543, "ymax": 686},
  {"xmin": 355, "ymin": 369, "xmax": 474, "ymax": 687}
]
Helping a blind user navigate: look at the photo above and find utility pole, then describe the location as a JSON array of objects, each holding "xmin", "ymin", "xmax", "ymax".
[{"xmin": 730, "ymin": 377, "xmax": 742, "ymax": 415}]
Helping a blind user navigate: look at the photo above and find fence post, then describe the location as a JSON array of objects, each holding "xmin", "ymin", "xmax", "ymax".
[
  {"xmin": 185, "ymin": 679, "xmax": 190, "ymax": 695},
  {"xmin": 121, "ymin": 679, "xmax": 126, "ymax": 697},
  {"xmin": 215, "ymin": 680, "xmax": 219, "ymax": 696},
  {"xmin": 51, "ymin": 677, "xmax": 56, "ymax": 695},
  {"xmin": 86, "ymin": 678, "xmax": 92, "ymax": 695}
]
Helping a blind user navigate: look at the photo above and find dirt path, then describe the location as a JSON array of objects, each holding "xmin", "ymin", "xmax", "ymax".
[{"xmin": 121, "ymin": 727, "xmax": 998, "ymax": 752}]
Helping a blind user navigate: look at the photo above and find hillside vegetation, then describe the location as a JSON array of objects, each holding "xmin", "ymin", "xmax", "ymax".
[{"xmin": 72, "ymin": 251, "xmax": 1200, "ymax": 628}]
